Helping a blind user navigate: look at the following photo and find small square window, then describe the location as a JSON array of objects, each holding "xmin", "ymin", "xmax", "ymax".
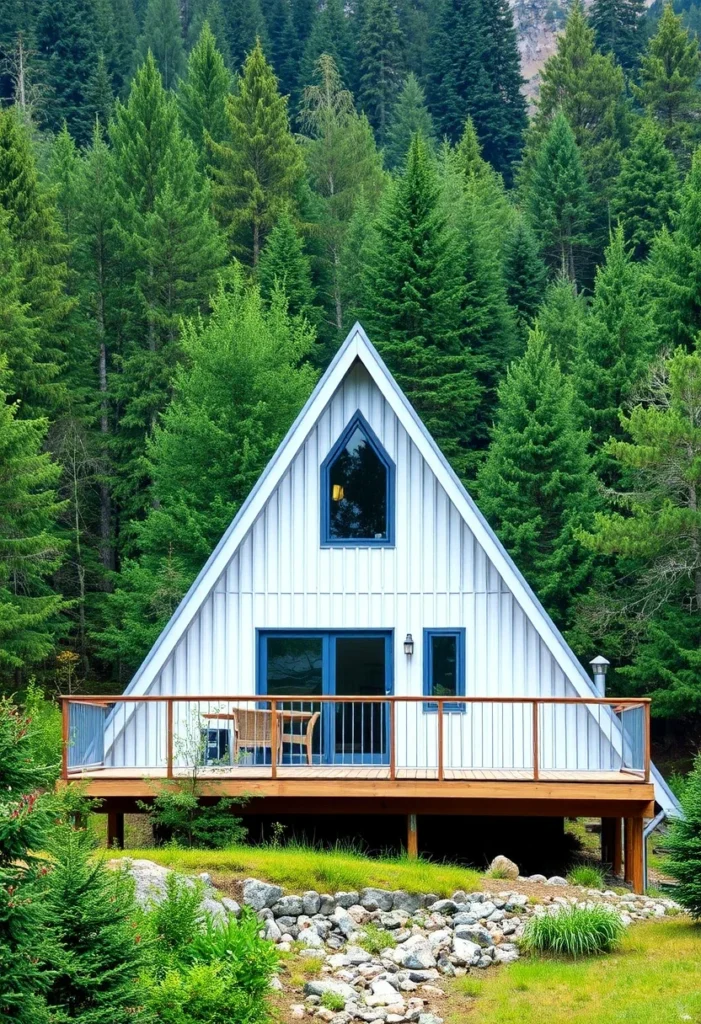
[{"xmin": 423, "ymin": 629, "xmax": 466, "ymax": 712}]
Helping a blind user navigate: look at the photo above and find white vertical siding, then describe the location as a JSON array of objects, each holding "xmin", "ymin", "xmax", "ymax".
[{"xmin": 108, "ymin": 360, "xmax": 613, "ymax": 770}]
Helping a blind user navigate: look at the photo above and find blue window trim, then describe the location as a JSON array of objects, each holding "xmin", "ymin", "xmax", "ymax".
[
  {"xmin": 422, "ymin": 628, "xmax": 466, "ymax": 713},
  {"xmin": 256, "ymin": 629, "xmax": 394, "ymax": 764},
  {"xmin": 320, "ymin": 409, "xmax": 396, "ymax": 547}
]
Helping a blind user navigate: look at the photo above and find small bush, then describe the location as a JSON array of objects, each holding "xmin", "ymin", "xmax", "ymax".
[
  {"xmin": 140, "ymin": 785, "xmax": 247, "ymax": 849},
  {"xmin": 320, "ymin": 991, "xmax": 346, "ymax": 1011},
  {"xmin": 664, "ymin": 752, "xmax": 701, "ymax": 918},
  {"xmin": 140, "ymin": 871, "xmax": 206, "ymax": 972},
  {"xmin": 521, "ymin": 905, "xmax": 625, "ymax": 958},
  {"xmin": 567, "ymin": 864, "xmax": 605, "ymax": 889},
  {"xmin": 356, "ymin": 923, "xmax": 396, "ymax": 955}
]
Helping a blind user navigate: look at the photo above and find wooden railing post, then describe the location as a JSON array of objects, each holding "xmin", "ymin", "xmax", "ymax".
[
  {"xmin": 166, "ymin": 699, "xmax": 174, "ymax": 779},
  {"xmin": 389, "ymin": 700, "xmax": 396, "ymax": 781},
  {"xmin": 61, "ymin": 698, "xmax": 69, "ymax": 781},
  {"xmin": 271, "ymin": 699, "xmax": 278, "ymax": 779},
  {"xmin": 437, "ymin": 702, "xmax": 444, "ymax": 782},
  {"xmin": 532, "ymin": 701, "xmax": 539, "ymax": 781},
  {"xmin": 643, "ymin": 702, "xmax": 651, "ymax": 783}
]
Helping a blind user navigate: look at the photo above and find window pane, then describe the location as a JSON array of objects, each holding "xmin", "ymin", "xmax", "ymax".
[
  {"xmin": 431, "ymin": 635, "xmax": 458, "ymax": 698},
  {"xmin": 329, "ymin": 426, "xmax": 387, "ymax": 540},
  {"xmin": 266, "ymin": 637, "xmax": 323, "ymax": 697},
  {"xmin": 334, "ymin": 637, "xmax": 387, "ymax": 758}
]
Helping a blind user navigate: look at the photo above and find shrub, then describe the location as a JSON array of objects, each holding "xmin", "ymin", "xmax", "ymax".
[
  {"xmin": 567, "ymin": 864, "xmax": 605, "ymax": 888},
  {"xmin": 140, "ymin": 871, "xmax": 206, "ymax": 972},
  {"xmin": 664, "ymin": 752, "xmax": 701, "ymax": 918},
  {"xmin": 141, "ymin": 785, "xmax": 247, "ymax": 849},
  {"xmin": 187, "ymin": 910, "xmax": 280, "ymax": 998},
  {"xmin": 22, "ymin": 683, "xmax": 62, "ymax": 777},
  {"xmin": 356, "ymin": 923, "xmax": 396, "ymax": 955},
  {"xmin": 521, "ymin": 905, "xmax": 625, "ymax": 957},
  {"xmin": 320, "ymin": 991, "xmax": 346, "ymax": 1011},
  {"xmin": 144, "ymin": 960, "xmax": 270, "ymax": 1024}
]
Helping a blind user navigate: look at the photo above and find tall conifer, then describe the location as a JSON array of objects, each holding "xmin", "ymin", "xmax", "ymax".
[
  {"xmin": 258, "ymin": 213, "xmax": 318, "ymax": 323},
  {"xmin": 178, "ymin": 21, "xmax": 232, "ymax": 158},
  {"xmin": 537, "ymin": 276, "xmax": 587, "ymax": 371},
  {"xmin": 300, "ymin": 0, "xmax": 356, "ymax": 93},
  {"xmin": 385, "ymin": 72, "xmax": 435, "ymax": 169},
  {"xmin": 358, "ymin": 0, "xmax": 404, "ymax": 144},
  {"xmin": 35, "ymin": 0, "xmax": 99, "ymax": 144},
  {"xmin": 503, "ymin": 217, "xmax": 547, "ymax": 336},
  {"xmin": 589, "ymin": 0, "xmax": 646, "ymax": 70},
  {"xmin": 223, "ymin": 0, "xmax": 269, "ymax": 70},
  {"xmin": 612, "ymin": 118, "xmax": 679, "ymax": 260},
  {"xmin": 136, "ymin": 0, "xmax": 187, "ymax": 90}
]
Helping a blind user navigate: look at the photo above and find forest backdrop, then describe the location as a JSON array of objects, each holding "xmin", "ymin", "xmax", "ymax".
[{"xmin": 1, "ymin": 0, "xmax": 701, "ymax": 765}]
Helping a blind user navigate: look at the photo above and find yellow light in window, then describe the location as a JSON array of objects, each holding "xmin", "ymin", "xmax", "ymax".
[{"xmin": 332, "ymin": 484, "xmax": 345, "ymax": 502}]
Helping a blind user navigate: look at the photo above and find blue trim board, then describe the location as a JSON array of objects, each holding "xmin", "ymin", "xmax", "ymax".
[
  {"xmin": 256, "ymin": 629, "xmax": 393, "ymax": 764},
  {"xmin": 320, "ymin": 409, "xmax": 396, "ymax": 547},
  {"xmin": 423, "ymin": 628, "xmax": 466, "ymax": 713}
]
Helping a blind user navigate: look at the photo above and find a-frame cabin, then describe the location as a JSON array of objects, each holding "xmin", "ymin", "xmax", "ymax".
[{"xmin": 62, "ymin": 325, "xmax": 680, "ymax": 890}]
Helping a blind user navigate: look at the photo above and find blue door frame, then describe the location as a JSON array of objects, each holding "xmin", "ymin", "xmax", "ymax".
[{"xmin": 256, "ymin": 629, "xmax": 393, "ymax": 765}]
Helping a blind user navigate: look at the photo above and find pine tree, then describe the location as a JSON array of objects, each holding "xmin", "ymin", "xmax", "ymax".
[
  {"xmin": 0, "ymin": 108, "xmax": 69, "ymax": 418},
  {"xmin": 503, "ymin": 216, "xmax": 547, "ymax": 336},
  {"xmin": 34, "ymin": 0, "xmax": 99, "ymax": 144},
  {"xmin": 299, "ymin": 54, "xmax": 385, "ymax": 341},
  {"xmin": 573, "ymin": 226, "xmax": 657, "ymax": 472},
  {"xmin": 589, "ymin": 0, "xmax": 646, "ymax": 71},
  {"xmin": 528, "ymin": 0, "xmax": 627, "ymax": 243},
  {"xmin": 44, "ymin": 821, "xmax": 145, "ymax": 1024},
  {"xmin": 209, "ymin": 40, "xmax": 304, "ymax": 264},
  {"xmin": 85, "ymin": 51, "xmax": 115, "ymax": 127},
  {"xmin": 612, "ymin": 117, "xmax": 679, "ymax": 260},
  {"xmin": 0, "ymin": 212, "xmax": 41, "ymax": 418},
  {"xmin": 222, "ymin": 0, "xmax": 269, "ymax": 70},
  {"xmin": 385, "ymin": 72, "xmax": 435, "ymax": 169},
  {"xmin": 358, "ymin": 0, "xmax": 404, "ymax": 144},
  {"xmin": 178, "ymin": 21, "xmax": 232, "ymax": 158},
  {"xmin": 110, "ymin": 54, "xmax": 227, "ymax": 525},
  {"xmin": 362, "ymin": 132, "xmax": 482, "ymax": 479},
  {"xmin": 453, "ymin": 116, "xmax": 514, "ymax": 251},
  {"xmin": 477, "ymin": 327, "xmax": 598, "ymax": 627},
  {"xmin": 292, "ymin": 0, "xmax": 317, "ymax": 46},
  {"xmin": 537, "ymin": 275, "xmax": 587, "ymax": 371},
  {"xmin": 664, "ymin": 752, "xmax": 701, "ymax": 917},
  {"xmin": 0, "ymin": 699, "xmax": 56, "ymax": 1023},
  {"xmin": 97, "ymin": 276, "xmax": 318, "ymax": 670},
  {"xmin": 300, "ymin": 0, "xmax": 356, "ymax": 94},
  {"xmin": 187, "ymin": 0, "xmax": 231, "ymax": 64},
  {"xmin": 427, "ymin": 0, "xmax": 526, "ymax": 180},
  {"xmin": 264, "ymin": 0, "xmax": 298, "ymax": 98},
  {"xmin": 649, "ymin": 149, "xmax": 701, "ymax": 350},
  {"xmin": 0, "ymin": 362, "xmax": 66, "ymax": 679},
  {"xmin": 108, "ymin": 0, "xmax": 140, "ymax": 95},
  {"xmin": 258, "ymin": 212, "xmax": 318, "ymax": 322},
  {"xmin": 527, "ymin": 112, "xmax": 593, "ymax": 285},
  {"xmin": 136, "ymin": 0, "xmax": 187, "ymax": 90},
  {"xmin": 634, "ymin": 2, "xmax": 701, "ymax": 162}
]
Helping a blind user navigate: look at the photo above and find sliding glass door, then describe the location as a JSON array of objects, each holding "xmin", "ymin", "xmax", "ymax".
[{"xmin": 258, "ymin": 631, "xmax": 392, "ymax": 764}]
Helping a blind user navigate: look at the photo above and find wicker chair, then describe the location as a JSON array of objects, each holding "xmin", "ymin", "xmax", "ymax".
[{"xmin": 233, "ymin": 708, "xmax": 320, "ymax": 766}]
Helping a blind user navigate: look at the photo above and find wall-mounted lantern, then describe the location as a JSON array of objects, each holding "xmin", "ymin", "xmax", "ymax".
[
  {"xmin": 404, "ymin": 633, "xmax": 414, "ymax": 656},
  {"xmin": 589, "ymin": 654, "xmax": 610, "ymax": 696}
]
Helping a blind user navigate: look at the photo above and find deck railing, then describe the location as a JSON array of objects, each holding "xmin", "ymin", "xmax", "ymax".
[{"xmin": 59, "ymin": 694, "xmax": 651, "ymax": 784}]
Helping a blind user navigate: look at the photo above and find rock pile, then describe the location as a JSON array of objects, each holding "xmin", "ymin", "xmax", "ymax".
[{"xmin": 114, "ymin": 859, "xmax": 681, "ymax": 1024}]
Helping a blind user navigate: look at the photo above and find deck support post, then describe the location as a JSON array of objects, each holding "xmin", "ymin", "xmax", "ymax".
[
  {"xmin": 107, "ymin": 811, "xmax": 125, "ymax": 850},
  {"xmin": 407, "ymin": 813, "xmax": 418, "ymax": 859},
  {"xmin": 624, "ymin": 816, "xmax": 644, "ymax": 893},
  {"xmin": 601, "ymin": 817, "xmax": 622, "ymax": 876}
]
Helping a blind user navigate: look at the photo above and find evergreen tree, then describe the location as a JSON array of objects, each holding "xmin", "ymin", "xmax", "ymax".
[
  {"xmin": 612, "ymin": 117, "xmax": 679, "ymax": 260},
  {"xmin": 258, "ymin": 212, "xmax": 318, "ymax": 322},
  {"xmin": 649, "ymin": 149, "xmax": 701, "ymax": 350},
  {"xmin": 537, "ymin": 275, "xmax": 587, "ymax": 371},
  {"xmin": 187, "ymin": 0, "xmax": 231, "ymax": 64},
  {"xmin": 385, "ymin": 72, "xmax": 435, "ymax": 169},
  {"xmin": 589, "ymin": 0, "xmax": 646, "ymax": 71},
  {"xmin": 453, "ymin": 116, "xmax": 514, "ymax": 251},
  {"xmin": 299, "ymin": 54, "xmax": 385, "ymax": 341},
  {"xmin": 0, "ymin": 699, "xmax": 56, "ymax": 1023},
  {"xmin": 503, "ymin": 216, "xmax": 547, "ymax": 336},
  {"xmin": 85, "ymin": 51, "xmax": 115, "ymax": 128},
  {"xmin": 477, "ymin": 326, "xmax": 598, "ymax": 628},
  {"xmin": 136, "ymin": 0, "xmax": 187, "ymax": 90},
  {"xmin": 634, "ymin": 2, "xmax": 701, "ymax": 162},
  {"xmin": 0, "ymin": 361, "xmax": 65, "ymax": 679},
  {"xmin": 427, "ymin": 0, "xmax": 526, "ymax": 180},
  {"xmin": 0, "ymin": 213, "xmax": 40, "ymax": 412},
  {"xmin": 44, "ymin": 821, "xmax": 145, "ymax": 1024},
  {"xmin": 110, "ymin": 54, "xmax": 227, "ymax": 525},
  {"xmin": 34, "ymin": 0, "xmax": 99, "ymax": 145},
  {"xmin": 0, "ymin": 108, "xmax": 69, "ymax": 418},
  {"xmin": 263, "ymin": 0, "xmax": 298, "ymax": 98},
  {"xmin": 362, "ymin": 132, "xmax": 482, "ymax": 479},
  {"xmin": 222, "ymin": 0, "xmax": 269, "ymax": 70},
  {"xmin": 664, "ymin": 752, "xmax": 701, "ymax": 916},
  {"xmin": 97, "ymin": 277, "xmax": 318, "ymax": 670},
  {"xmin": 178, "ymin": 21, "xmax": 232, "ymax": 158},
  {"xmin": 573, "ymin": 226, "xmax": 657, "ymax": 472},
  {"xmin": 527, "ymin": 112, "xmax": 593, "ymax": 285},
  {"xmin": 292, "ymin": 0, "xmax": 317, "ymax": 46},
  {"xmin": 108, "ymin": 0, "xmax": 140, "ymax": 95},
  {"xmin": 528, "ymin": 0, "xmax": 627, "ymax": 244},
  {"xmin": 300, "ymin": 0, "xmax": 356, "ymax": 94},
  {"xmin": 208, "ymin": 40, "xmax": 303, "ymax": 264},
  {"xmin": 358, "ymin": 0, "xmax": 404, "ymax": 144}
]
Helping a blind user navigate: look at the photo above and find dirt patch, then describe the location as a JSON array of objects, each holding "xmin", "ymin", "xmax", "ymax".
[{"xmin": 210, "ymin": 871, "xmax": 245, "ymax": 903}]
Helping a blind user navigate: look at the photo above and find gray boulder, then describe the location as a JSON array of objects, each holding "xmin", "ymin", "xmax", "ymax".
[
  {"xmin": 335, "ymin": 891, "xmax": 360, "ymax": 908},
  {"xmin": 452, "ymin": 912, "xmax": 478, "ymax": 926},
  {"xmin": 452, "ymin": 936, "xmax": 481, "ymax": 965},
  {"xmin": 271, "ymin": 895, "xmax": 304, "ymax": 918},
  {"xmin": 546, "ymin": 876, "xmax": 568, "ymax": 887},
  {"xmin": 427, "ymin": 900, "xmax": 457, "ymax": 916},
  {"xmin": 303, "ymin": 891, "xmax": 322, "ymax": 916},
  {"xmin": 242, "ymin": 878, "xmax": 284, "ymax": 911},
  {"xmin": 221, "ymin": 897, "xmax": 240, "ymax": 917},
  {"xmin": 454, "ymin": 924, "xmax": 493, "ymax": 948},
  {"xmin": 331, "ymin": 906, "xmax": 357, "ymax": 937},
  {"xmin": 304, "ymin": 980, "xmax": 356, "ymax": 1002},
  {"xmin": 360, "ymin": 888, "xmax": 395, "ymax": 912},
  {"xmin": 393, "ymin": 936, "xmax": 437, "ymax": 970},
  {"xmin": 297, "ymin": 927, "xmax": 323, "ymax": 948},
  {"xmin": 392, "ymin": 890, "xmax": 424, "ymax": 915},
  {"xmin": 319, "ymin": 894, "xmax": 336, "ymax": 915},
  {"xmin": 488, "ymin": 855, "xmax": 519, "ymax": 880}
]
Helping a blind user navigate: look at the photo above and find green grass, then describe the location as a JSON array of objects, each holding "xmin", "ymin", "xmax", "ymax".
[
  {"xmin": 521, "ymin": 905, "xmax": 625, "ymax": 958},
  {"xmin": 566, "ymin": 865, "xmax": 605, "ymax": 889},
  {"xmin": 320, "ymin": 991, "xmax": 346, "ymax": 1011},
  {"xmin": 110, "ymin": 842, "xmax": 482, "ymax": 895},
  {"xmin": 446, "ymin": 919, "xmax": 701, "ymax": 1024},
  {"xmin": 355, "ymin": 922, "xmax": 397, "ymax": 955}
]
